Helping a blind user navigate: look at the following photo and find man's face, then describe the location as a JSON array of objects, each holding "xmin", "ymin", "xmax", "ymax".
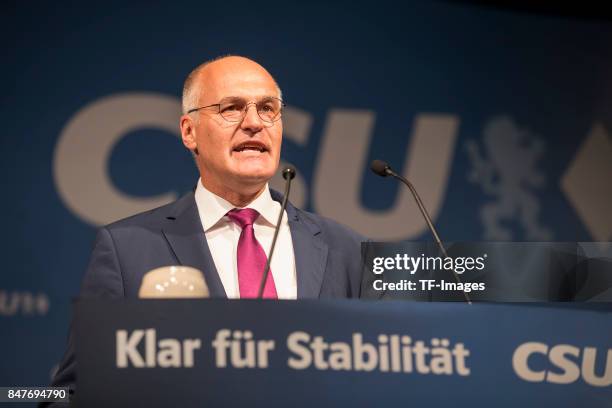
[{"xmin": 183, "ymin": 58, "xmax": 282, "ymax": 194}]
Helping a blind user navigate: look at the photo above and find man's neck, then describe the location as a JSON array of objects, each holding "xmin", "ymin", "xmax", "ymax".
[{"xmin": 199, "ymin": 178, "xmax": 266, "ymax": 208}]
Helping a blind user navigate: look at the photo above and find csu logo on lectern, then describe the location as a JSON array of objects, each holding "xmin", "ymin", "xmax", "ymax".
[{"xmin": 512, "ymin": 342, "xmax": 612, "ymax": 387}]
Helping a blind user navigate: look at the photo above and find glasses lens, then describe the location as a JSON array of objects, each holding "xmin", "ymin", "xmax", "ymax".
[
  {"xmin": 219, "ymin": 100, "xmax": 247, "ymax": 122},
  {"xmin": 256, "ymin": 98, "xmax": 283, "ymax": 122}
]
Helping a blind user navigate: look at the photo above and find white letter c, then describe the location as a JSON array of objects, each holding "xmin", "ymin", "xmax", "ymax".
[{"xmin": 53, "ymin": 93, "xmax": 181, "ymax": 225}]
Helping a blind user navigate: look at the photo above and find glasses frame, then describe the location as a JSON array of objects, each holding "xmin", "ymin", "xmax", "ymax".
[{"xmin": 187, "ymin": 97, "xmax": 285, "ymax": 123}]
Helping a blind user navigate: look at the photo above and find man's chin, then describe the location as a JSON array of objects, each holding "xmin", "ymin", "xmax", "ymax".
[
  {"xmin": 231, "ymin": 168, "xmax": 275, "ymax": 186},
  {"xmin": 231, "ymin": 160, "xmax": 276, "ymax": 180}
]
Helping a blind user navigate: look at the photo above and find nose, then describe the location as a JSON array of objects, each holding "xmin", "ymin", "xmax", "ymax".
[{"xmin": 240, "ymin": 102, "xmax": 264, "ymax": 134}]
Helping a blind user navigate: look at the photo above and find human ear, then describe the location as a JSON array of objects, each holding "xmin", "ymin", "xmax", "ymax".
[{"xmin": 180, "ymin": 114, "xmax": 198, "ymax": 155}]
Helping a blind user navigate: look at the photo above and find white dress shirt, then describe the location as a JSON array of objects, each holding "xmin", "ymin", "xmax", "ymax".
[{"xmin": 194, "ymin": 179, "xmax": 297, "ymax": 299}]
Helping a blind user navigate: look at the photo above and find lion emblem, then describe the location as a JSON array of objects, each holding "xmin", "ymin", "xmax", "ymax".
[{"xmin": 466, "ymin": 116, "xmax": 552, "ymax": 240}]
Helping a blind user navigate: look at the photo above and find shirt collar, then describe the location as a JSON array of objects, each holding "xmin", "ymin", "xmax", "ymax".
[{"xmin": 194, "ymin": 179, "xmax": 279, "ymax": 232}]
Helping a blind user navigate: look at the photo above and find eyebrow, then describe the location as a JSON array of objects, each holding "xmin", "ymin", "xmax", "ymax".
[{"xmin": 219, "ymin": 95, "xmax": 279, "ymax": 103}]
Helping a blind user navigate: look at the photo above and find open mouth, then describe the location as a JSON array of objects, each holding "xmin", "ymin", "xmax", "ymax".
[{"xmin": 233, "ymin": 142, "xmax": 268, "ymax": 153}]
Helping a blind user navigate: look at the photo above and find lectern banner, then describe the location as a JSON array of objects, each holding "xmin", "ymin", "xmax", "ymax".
[{"xmin": 75, "ymin": 300, "xmax": 611, "ymax": 407}]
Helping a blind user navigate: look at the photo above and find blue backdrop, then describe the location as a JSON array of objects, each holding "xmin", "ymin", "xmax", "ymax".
[{"xmin": 1, "ymin": 0, "xmax": 611, "ymax": 389}]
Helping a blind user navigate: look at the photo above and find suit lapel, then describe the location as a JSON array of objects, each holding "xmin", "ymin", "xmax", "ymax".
[
  {"xmin": 289, "ymin": 218, "xmax": 328, "ymax": 298},
  {"xmin": 161, "ymin": 193, "xmax": 227, "ymax": 298},
  {"xmin": 273, "ymin": 190, "xmax": 329, "ymax": 299}
]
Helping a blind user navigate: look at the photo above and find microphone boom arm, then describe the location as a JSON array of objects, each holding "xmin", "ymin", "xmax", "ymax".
[
  {"xmin": 376, "ymin": 162, "xmax": 472, "ymax": 304},
  {"xmin": 257, "ymin": 168, "xmax": 294, "ymax": 299}
]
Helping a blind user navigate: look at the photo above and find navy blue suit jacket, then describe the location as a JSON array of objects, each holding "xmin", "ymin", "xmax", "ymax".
[{"xmin": 48, "ymin": 189, "xmax": 365, "ymax": 398}]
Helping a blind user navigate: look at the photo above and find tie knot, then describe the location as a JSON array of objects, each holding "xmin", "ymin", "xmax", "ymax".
[{"xmin": 227, "ymin": 208, "xmax": 260, "ymax": 228}]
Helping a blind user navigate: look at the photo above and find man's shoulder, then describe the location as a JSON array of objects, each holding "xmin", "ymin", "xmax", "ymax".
[
  {"xmin": 291, "ymin": 205, "xmax": 366, "ymax": 246},
  {"xmin": 104, "ymin": 192, "xmax": 194, "ymax": 232},
  {"xmin": 271, "ymin": 188, "xmax": 366, "ymax": 244}
]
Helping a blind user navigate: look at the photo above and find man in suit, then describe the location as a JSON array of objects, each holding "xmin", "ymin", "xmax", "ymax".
[{"xmin": 47, "ymin": 55, "xmax": 365, "ymax": 400}]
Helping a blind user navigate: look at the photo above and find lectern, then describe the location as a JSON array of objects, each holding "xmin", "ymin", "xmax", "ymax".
[{"xmin": 75, "ymin": 300, "xmax": 611, "ymax": 407}]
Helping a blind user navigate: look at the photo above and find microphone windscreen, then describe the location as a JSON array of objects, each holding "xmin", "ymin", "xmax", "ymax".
[
  {"xmin": 138, "ymin": 266, "xmax": 210, "ymax": 298},
  {"xmin": 282, "ymin": 166, "xmax": 296, "ymax": 180},
  {"xmin": 370, "ymin": 160, "xmax": 390, "ymax": 177}
]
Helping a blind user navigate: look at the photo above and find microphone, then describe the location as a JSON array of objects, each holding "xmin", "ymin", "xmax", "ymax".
[
  {"xmin": 370, "ymin": 160, "xmax": 472, "ymax": 304},
  {"xmin": 257, "ymin": 166, "xmax": 296, "ymax": 298}
]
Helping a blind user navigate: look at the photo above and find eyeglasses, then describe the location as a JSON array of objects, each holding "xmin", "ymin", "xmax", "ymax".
[{"xmin": 187, "ymin": 96, "xmax": 285, "ymax": 123}]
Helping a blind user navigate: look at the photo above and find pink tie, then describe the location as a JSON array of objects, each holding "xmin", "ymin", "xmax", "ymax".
[{"xmin": 227, "ymin": 208, "xmax": 278, "ymax": 299}]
